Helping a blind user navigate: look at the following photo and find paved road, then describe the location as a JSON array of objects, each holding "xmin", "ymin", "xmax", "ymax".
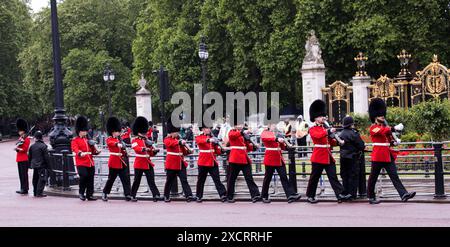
[{"xmin": 1, "ymin": 139, "xmax": 450, "ymax": 227}]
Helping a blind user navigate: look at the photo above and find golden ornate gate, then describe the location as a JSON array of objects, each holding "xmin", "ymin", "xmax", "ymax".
[
  {"xmin": 321, "ymin": 81, "xmax": 353, "ymax": 125},
  {"xmin": 368, "ymin": 75, "xmax": 408, "ymax": 107}
]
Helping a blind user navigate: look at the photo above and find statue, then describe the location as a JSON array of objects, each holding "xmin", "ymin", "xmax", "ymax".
[{"xmin": 303, "ymin": 30, "xmax": 324, "ymax": 64}]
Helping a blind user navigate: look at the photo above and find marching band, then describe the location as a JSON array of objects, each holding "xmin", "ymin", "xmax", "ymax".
[{"xmin": 14, "ymin": 97, "xmax": 417, "ymax": 204}]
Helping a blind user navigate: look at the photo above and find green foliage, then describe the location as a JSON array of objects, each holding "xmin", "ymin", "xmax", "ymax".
[
  {"xmin": 349, "ymin": 112, "xmax": 371, "ymax": 135},
  {"xmin": 410, "ymin": 99, "xmax": 450, "ymax": 141}
]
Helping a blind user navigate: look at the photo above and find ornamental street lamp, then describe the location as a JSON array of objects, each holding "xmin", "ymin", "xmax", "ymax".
[
  {"xmin": 103, "ymin": 64, "xmax": 115, "ymax": 118},
  {"xmin": 397, "ymin": 49, "xmax": 412, "ymax": 77},
  {"xmin": 354, "ymin": 52, "xmax": 368, "ymax": 77},
  {"xmin": 198, "ymin": 36, "xmax": 209, "ymax": 96}
]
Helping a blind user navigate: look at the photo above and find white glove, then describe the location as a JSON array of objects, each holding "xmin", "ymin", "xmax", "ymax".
[{"xmin": 394, "ymin": 123, "xmax": 404, "ymax": 132}]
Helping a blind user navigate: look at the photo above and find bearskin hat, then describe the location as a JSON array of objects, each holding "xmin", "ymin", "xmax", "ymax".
[
  {"xmin": 166, "ymin": 115, "xmax": 180, "ymax": 133},
  {"xmin": 309, "ymin": 99, "xmax": 327, "ymax": 121},
  {"xmin": 132, "ymin": 116, "xmax": 149, "ymax": 135},
  {"xmin": 368, "ymin": 98, "xmax": 387, "ymax": 123},
  {"xmin": 106, "ymin": 117, "xmax": 122, "ymax": 136},
  {"xmin": 16, "ymin": 118, "xmax": 28, "ymax": 132},
  {"xmin": 75, "ymin": 116, "xmax": 89, "ymax": 134}
]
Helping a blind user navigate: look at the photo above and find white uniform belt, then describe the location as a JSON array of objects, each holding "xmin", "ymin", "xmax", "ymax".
[
  {"xmin": 83, "ymin": 152, "xmax": 92, "ymax": 155},
  {"xmin": 372, "ymin": 143, "xmax": 390, "ymax": 146},
  {"xmin": 167, "ymin": 152, "xmax": 183, "ymax": 156},
  {"xmin": 265, "ymin": 147, "xmax": 281, "ymax": 151},
  {"xmin": 135, "ymin": 154, "xmax": 150, "ymax": 158},
  {"xmin": 314, "ymin": 144, "xmax": 330, "ymax": 148},
  {"xmin": 230, "ymin": 146, "xmax": 247, "ymax": 150},
  {"xmin": 199, "ymin": 150, "xmax": 214, "ymax": 153},
  {"xmin": 109, "ymin": 152, "xmax": 122, "ymax": 156}
]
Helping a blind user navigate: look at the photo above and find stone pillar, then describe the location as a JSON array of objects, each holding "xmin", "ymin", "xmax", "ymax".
[
  {"xmin": 301, "ymin": 30, "xmax": 326, "ymax": 123},
  {"xmin": 351, "ymin": 76, "xmax": 371, "ymax": 115},
  {"xmin": 135, "ymin": 74, "xmax": 152, "ymax": 121}
]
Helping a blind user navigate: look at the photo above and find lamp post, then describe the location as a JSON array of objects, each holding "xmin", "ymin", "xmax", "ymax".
[
  {"xmin": 397, "ymin": 49, "xmax": 412, "ymax": 77},
  {"xmin": 354, "ymin": 52, "xmax": 368, "ymax": 77},
  {"xmin": 103, "ymin": 64, "xmax": 115, "ymax": 118},
  {"xmin": 198, "ymin": 36, "xmax": 209, "ymax": 96}
]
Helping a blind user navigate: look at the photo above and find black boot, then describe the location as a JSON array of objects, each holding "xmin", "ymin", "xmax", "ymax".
[
  {"xmin": 35, "ymin": 194, "xmax": 47, "ymax": 198},
  {"xmin": 102, "ymin": 193, "xmax": 108, "ymax": 202},
  {"xmin": 401, "ymin": 192, "xmax": 416, "ymax": 202},
  {"xmin": 153, "ymin": 195, "xmax": 161, "ymax": 202},
  {"xmin": 369, "ymin": 198, "xmax": 381, "ymax": 204},
  {"xmin": 220, "ymin": 195, "xmax": 227, "ymax": 202},
  {"xmin": 86, "ymin": 196, "xmax": 97, "ymax": 201},
  {"xmin": 227, "ymin": 198, "xmax": 235, "ymax": 203},
  {"xmin": 79, "ymin": 194, "xmax": 86, "ymax": 201},
  {"xmin": 125, "ymin": 195, "xmax": 132, "ymax": 201},
  {"xmin": 186, "ymin": 195, "xmax": 196, "ymax": 202},
  {"xmin": 262, "ymin": 198, "xmax": 271, "ymax": 203},
  {"xmin": 164, "ymin": 196, "xmax": 171, "ymax": 203},
  {"xmin": 307, "ymin": 197, "xmax": 318, "ymax": 204},
  {"xmin": 251, "ymin": 195, "xmax": 262, "ymax": 203},
  {"xmin": 287, "ymin": 194, "xmax": 301, "ymax": 203},
  {"xmin": 196, "ymin": 197, "xmax": 203, "ymax": 203},
  {"xmin": 131, "ymin": 196, "xmax": 138, "ymax": 202}
]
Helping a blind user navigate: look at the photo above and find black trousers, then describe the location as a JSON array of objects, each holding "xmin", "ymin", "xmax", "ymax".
[
  {"xmin": 340, "ymin": 158, "xmax": 357, "ymax": 198},
  {"xmin": 131, "ymin": 167, "xmax": 160, "ymax": 197},
  {"xmin": 367, "ymin": 158, "xmax": 407, "ymax": 199},
  {"xmin": 77, "ymin": 166, "xmax": 95, "ymax": 197},
  {"xmin": 297, "ymin": 137, "xmax": 307, "ymax": 157},
  {"xmin": 103, "ymin": 166, "xmax": 131, "ymax": 196},
  {"xmin": 196, "ymin": 164, "xmax": 226, "ymax": 199},
  {"xmin": 17, "ymin": 161, "xmax": 30, "ymax": 192},
  {"xmin": 357, "ymin": 153, "xmax": 367, "ymax": 196},
  {"xmin": 261, "ymin": 165, "xmax": 295, "ymax": 199},
  {"xmin": 227, "ymin": 163, "xmax": 260, "ymax": 199},
  {"xmin": 164, "ymin": 165, "xmax": 192, "ymax": 198},
  {"xmin": 32, "ymin": 167, "xmax": 47, "ymax": 195},
  {"xmin": 306, "ymin": 161, "xmax": 344, "ymax": 198}
]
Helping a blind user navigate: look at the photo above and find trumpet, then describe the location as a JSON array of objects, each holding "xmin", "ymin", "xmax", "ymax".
[{"xmin": 323, "ymin": 120, "xmax": 345, "ymax": 146}]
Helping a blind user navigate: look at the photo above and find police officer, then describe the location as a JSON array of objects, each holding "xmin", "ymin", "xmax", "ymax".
[
  {"xmin": 163, "ymin": 116, "xmax": 195, "ymax": 202},
  {"xmin": 226, "ymin": 109, "xmax": 261, "ymax": 203},
  {"xmin": 28, "ymin": 131, "xmax": 50, "ymax": 197},
  {"xmin": 260, "ymin": 123, "xmax": 301, "ymax": 203},
  {"xmin": 130, "ymin": 116, "xmax": 161, "ymax": 202},
  {"xmin": 71, "ymin": 116, "xmax": 101, "ymax": 201},
  {"xmin": 102, "ymin": 117, "xmax": 132, "ymax": 202},
  {"xmin": 14, "ymin": 118, "xmax": 31, "ymax": 195},
  {"xmin": 339, "ymin": 116, "xmax": 366, "ymax": 200},
  {"xmin": 367, "ymin": 98, "xmax": 416, "ymax": 204},
  {"xmin": 305, "ymin": 100, "xmax": 351, "ymax": 203},
  {"xmin": 195, "ymin": 123, "xmax": 227, "ymax": 202}
]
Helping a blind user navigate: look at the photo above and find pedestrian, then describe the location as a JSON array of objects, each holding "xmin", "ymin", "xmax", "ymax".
[
  {"xmin": 71, "ymin": 116, "xmax": 101, "ymax": 201},
  {"xmin": 14, "ymin": 118, "xmax": 31, "ymax": 195},
  {"xmin": 28, "ymin": 131, "xmax": 50, "ymax": 197},
  {"xmin": 260, "ymin": 124, "xmax": 301, "ymax": 203},
  {"xmin": 338, "ymin": 116, "xmax": 366, "ymax": 200},
  {"xmin": 163, "ymin": 116, "xmax": 195, "ymax": 202},
  {"xmin": 295, "ymin": 115, "xmax": 309, "ymax": 157},
  {"xmin": 367, "ymin": 98, "xmax": 416, "ymax": 204},
  {"xmin": 130, "ymin": 116, "xmax": 161, "ymax": 202},
  {"xmin": 305, "ymin": 100, "xmax": 351, "ymax": 203},
  {"xmin": 101, "ymin": 117, "xmax": 132, "ymax": 202}
]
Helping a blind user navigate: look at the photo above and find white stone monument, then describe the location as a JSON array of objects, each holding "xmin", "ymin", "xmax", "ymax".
[
  {"xmin": 301, "ymin": 30, "xmax": 326, "ymax": 123},
  {"xmin": 135, "ymin": 74, "xmax": 152, "ymax": 121}
]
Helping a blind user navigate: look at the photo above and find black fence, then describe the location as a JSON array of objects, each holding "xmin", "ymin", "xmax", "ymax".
[{"xmin": 47, "ymin": 140, "xmax": 450, "ymax": 199}]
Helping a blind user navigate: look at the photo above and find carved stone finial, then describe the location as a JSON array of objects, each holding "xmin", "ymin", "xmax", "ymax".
[
  {"xmin": 303, "ymin": 30, "xmax": 324, "ymax": 64},
  {"xmin": 138, "ymin": 73, "xmax": 147, "ymax": 89}
]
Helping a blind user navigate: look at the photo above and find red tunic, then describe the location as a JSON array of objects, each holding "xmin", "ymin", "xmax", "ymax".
[
  {"xmin": 71, "ymin": 137, "xmax": 99, "ymax": 167},
  {"xmin": 16, "ymin": 136, "xmax": 30, "ymax": 162},
  {"xmin": 261, "ymin": 130, "xmax": 287, "ymax": 166},
  {"xmin": 164, "ymin": 136, "xmax": 189, "ymax": 170},
  {"xmin": 131, "ymin": 137, "xmax": 156, "ymax": 170},
  {"xmin": 146, "ymin": 127, "xmax": 153, "ymax": 139},
  {"xmin": 227, "ymin": 129, "xmax": 255, "ymax": 165},
  {"xmin": 106, "ymin": 137, "xmax": 128, "ymax": 169},
  {"xmin": 370, "ymin": 124, "xmax": 398, "ymax": 163},
  {"xmin": 309, "ymin": 125, "xmax": 337, "ymax": 165},
  {"xmin": 121, "ymin": 127, "xmax": 131, "ymax": 140},
  {"xmin": 195, "ymin": 134, "xmax": 221, "ymax": 167}
]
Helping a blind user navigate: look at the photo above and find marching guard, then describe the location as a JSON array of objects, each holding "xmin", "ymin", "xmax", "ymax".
[
  {"xmin": 260, "ymin": 123, "xmax": 301, "ymax": 203},
  {"xmin": 71, "ymin": 116, "xmax": 101, "ymax": 201},
  {"xmin": 163, "ymin": 117, "xmax": 196, "ymax": 202},
  {"xmin": 195, "ymin": 123, "xmax": 227, "ymax": 202},
  {"xmin": 226, "ymin": 111, "xmax": 261, "ymax": 203},
  {"xmin": 305, "ymin": 100, "xmax": 351, "ymax": 203},
  {"xmin": 101, "ymin": 117, "xmax": 132, "ymax": 202},
  {"xmin": 367, "ymin": 98, "xmax": 416, "ymax": 204},
  {"xmin": 121, "ymin": 122, "xmax": 132, "ymax": 145},
  {"xmin": 130, "ymin": 116, "xmax": 161, "ymax": 202},
  {"xmin": 15, "ymin": 118, "xmax": 31, "ymax": 195}
]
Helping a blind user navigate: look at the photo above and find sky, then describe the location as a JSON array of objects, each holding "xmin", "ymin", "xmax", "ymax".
[{"xmin": 29, "ymin": 0, "xmax": 50, "ymax": 13}]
